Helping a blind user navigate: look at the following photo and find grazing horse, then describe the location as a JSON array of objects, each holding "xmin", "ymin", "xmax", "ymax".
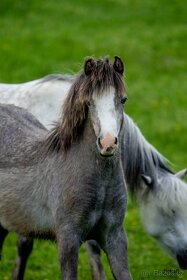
[
  {"xmin": 141, "ymin": 170, "xmax": 187, "ymax": 269},
  {"xmin": 0, "ymin": 67, "xmax": 187, "ymax": 278},
  {"xmin": 123, "ymin": 115, "xmax": 187, "ymax": 270},
  {"xmin": 0, "ymin": 57, "xmax": 132, "ymax": 280}
]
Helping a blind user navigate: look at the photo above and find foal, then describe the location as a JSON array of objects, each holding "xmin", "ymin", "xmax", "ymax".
[{"xmin": 0, "ymin": 57, "xmax": 132, "ymax": 280}]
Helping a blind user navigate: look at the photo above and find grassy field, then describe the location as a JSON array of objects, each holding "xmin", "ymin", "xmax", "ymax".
[{"xmin": 0, "ymin": 0, "xmax": 187, "ymax": 279}]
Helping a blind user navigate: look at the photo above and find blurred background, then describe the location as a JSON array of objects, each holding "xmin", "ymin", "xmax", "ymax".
[{"xmin": 0, "ymin": 0, "xmax": 186, "ymax": 279}]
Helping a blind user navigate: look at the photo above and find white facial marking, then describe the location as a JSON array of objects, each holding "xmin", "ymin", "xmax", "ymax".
[{"xmin": 93, "ymin": 86, "xmax": 118, "ymax": 136}]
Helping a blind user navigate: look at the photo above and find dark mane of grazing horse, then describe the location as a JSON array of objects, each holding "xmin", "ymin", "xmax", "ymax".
[
  {"xmin": 123, "ymin": 115, "xmax": 174, "ymax": 199},
  {"xmin": 45, "ymin": 57, "xmax": 125, "ymax": 152}
]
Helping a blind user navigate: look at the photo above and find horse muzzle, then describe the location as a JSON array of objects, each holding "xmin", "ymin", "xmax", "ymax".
[{"xmin": 97, "ymin": 133, "xmax": 118, "ymax": 157}]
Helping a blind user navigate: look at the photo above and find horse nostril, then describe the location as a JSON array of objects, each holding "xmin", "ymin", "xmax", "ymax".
[
  {"xmin": 98, "ymin": 137, "xmax": 102, "ymax": 148},
  {"xmin": 114, "ymin": 137, "xmax": 118, "ymax": 145}
]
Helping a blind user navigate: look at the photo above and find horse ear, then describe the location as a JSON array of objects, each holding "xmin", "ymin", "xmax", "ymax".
[
  {"xmin": 113, "ymin": 56, "xmax": 124, "ymax": 75},
  {"xmin": 141, "ymin": 174, "xmax": 153, "ymax": 187},
  {"xmin": 84, "ymin": 58, "xmax": 96, "ymax": 75},
  {"xmin": 175, "ymin": 168, "xmax": 187, "ymax": 180}
]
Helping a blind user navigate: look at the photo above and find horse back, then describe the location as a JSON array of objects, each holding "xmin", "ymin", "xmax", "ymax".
[{"xmin": 0, "ymin": 104, "xmax": 47, "ymax": 167}]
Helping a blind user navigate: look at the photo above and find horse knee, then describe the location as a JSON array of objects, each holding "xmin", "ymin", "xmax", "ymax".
[{"xmin": 17, "ymin": 236, "xmax": 33, "ymax": 257}]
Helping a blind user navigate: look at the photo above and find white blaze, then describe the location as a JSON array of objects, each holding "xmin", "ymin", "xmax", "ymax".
[{"xmin": 93, "ymin": 86, "xmax": 118, "ymax": 137}]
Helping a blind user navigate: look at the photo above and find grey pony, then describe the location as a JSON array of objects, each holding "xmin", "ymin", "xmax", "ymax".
[{"xmin": 0, "ymin": 57, "xmax": 132, "ymax": 280}]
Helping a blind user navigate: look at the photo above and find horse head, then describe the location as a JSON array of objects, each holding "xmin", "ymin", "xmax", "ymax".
[
  {"xmin": 46, "ymin": 56, "xmax": 127, "ymax": 157},
  {"xmin": 141, "ymin": 169, "xmax": 187, "ymax": 269}
]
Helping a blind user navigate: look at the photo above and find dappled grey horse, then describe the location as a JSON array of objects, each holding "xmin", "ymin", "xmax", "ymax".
[
  {"xmin": 0, "ymin": 57, "xmax": 132, "ymax": 280},
  {"xmin": 0, "ymin": 70, "xmax": 187, "ymax": 279}
]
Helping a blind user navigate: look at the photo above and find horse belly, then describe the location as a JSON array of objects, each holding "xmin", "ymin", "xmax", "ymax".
[
  {"xmin": 30, "ymin": 203, "xmax": 55, "ymax": 236},
  {"xmin": 0, "ymin": 200, "xmax": 55, "ymax": 236},
  {"xmin": 0, "ymin": 173, "xmax": 54, "ymax": 236}
]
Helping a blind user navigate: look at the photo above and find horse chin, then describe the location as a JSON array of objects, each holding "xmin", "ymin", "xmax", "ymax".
[
  {"xmin": 176, "ymin": 255, "xmax": 187, "ymax": 270},
  {"xmin": 96, "ymin": 144, "xmax": 115, "ymax": 158},
  {"xmin": 100, "ymin": 153, "xmax": 114, "ymax": 158}
]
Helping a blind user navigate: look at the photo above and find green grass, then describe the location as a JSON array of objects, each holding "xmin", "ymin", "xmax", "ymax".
[{"xmin": 0, "ymin": 0, "xmax": 187, "ymax": 279}]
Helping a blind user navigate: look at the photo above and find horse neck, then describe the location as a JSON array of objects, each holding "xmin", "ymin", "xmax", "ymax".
[
  {"xmin": 122, "ymin": 114, "xmax": 172, "ymax": 197},
  {"xmin": 49, "ymin": 116, "xmax": 122, "ymax": 183},
  {"xmin": 15, "ymin": 117, "xmax": 123, "ymax": 201}
]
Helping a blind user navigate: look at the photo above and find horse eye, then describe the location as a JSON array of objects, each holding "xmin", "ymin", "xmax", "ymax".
[
  {"xmin": 121, "ymin": 97, "xmax": 128, "ymax": 104},
  {"xmin": 87, "ymin": 101, "xmax": 91, "ymax": 106}
]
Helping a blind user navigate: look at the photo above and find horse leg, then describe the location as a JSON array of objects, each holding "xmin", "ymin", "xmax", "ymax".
[
  {"xmin": 101, "ymin": 228, "xmax": 132, "ymax": 280},
  {"xmin": 0, "ymin": 223, "xmax": 8, "ymax": 260},
  {"xmin": 85, "ymin": 240, "xmax": 106, "ymax": 280},
  {"xmin": 11, "ymin": 236, "xmax": 33, "ymax": 280},
  {"xmin": 57, "ymin": 227, "xmax": 80, "ymax": 280}
]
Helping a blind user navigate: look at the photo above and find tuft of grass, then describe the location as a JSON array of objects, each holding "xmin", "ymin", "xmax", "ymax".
[{"xmin": 0, "ymin": 0, "xmax": 186, "ymax": 279}]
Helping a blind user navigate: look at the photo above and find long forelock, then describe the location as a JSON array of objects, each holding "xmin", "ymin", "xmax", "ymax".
[
  {"xmin": 67, "ymin": 59, "xmax": 125, "ymax": 102},
  {"xmin": 94, "ymin": 61, "xmax": 125, "ymax": 97},
  {"xmin": 80, "ymin": 59, "xmax": 125, "ymax": 99}
]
